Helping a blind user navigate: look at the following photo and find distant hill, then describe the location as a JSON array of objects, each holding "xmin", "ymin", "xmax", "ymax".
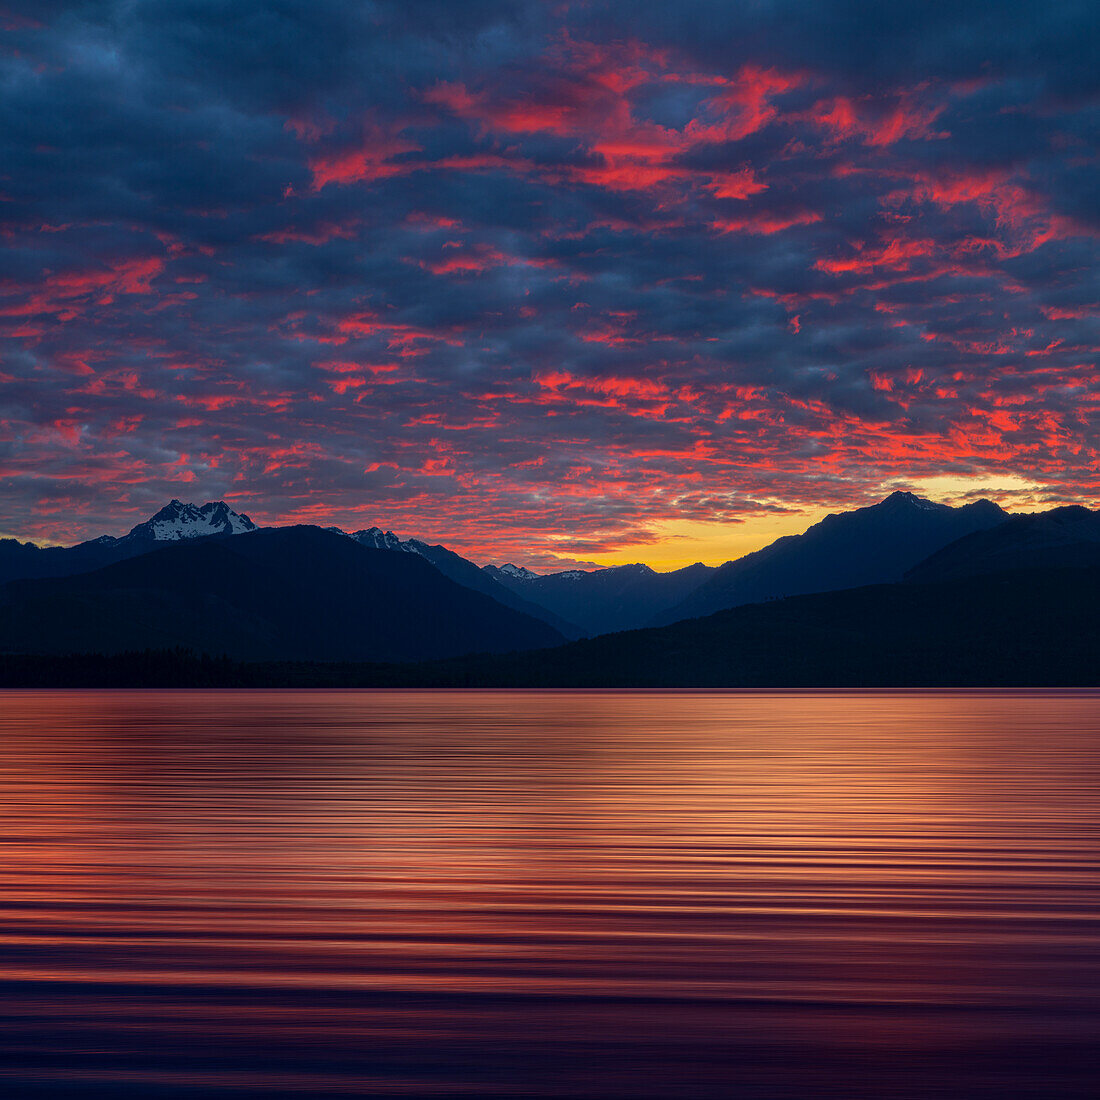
[
  {"xmin": 0, "ymin": 526, "xmax": 564, "ymax": 662},
  {"xmin": 651, "ymin": 491, "xmax": 1006, "ymax": 626},
  {"xmin": 400, "ymin": 564, "xmax": 1100, "ymax": 687},
  {"xmin": 906, "ymin": 506, "xmax": 1100, "ymax": 583},
  {"xmin": 484, "ymin": 561, "xmax": 714, "ymax": 635}
]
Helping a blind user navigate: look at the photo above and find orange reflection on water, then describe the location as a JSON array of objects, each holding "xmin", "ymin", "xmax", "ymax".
[{"xmin": 1, "ymin": 690, "xmax": 1099, "ymax": 1097}]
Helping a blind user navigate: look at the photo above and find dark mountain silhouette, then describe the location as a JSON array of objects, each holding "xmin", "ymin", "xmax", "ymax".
[
  {"xmin": 905, "ymin": 505, "xmax": 1100, "ymax": 583},
  {"xmin": 0, "ymin": 499, "xmax": 255, "ymax": 585},
  {"xmin": 7, "ymin": 564, "xmax": 1097, "ymax": 689},
  {"xmin": 0, "ymin": 526, "xmax": 563, "ymax": 662},
  {"xmin": 350, "ymin": 528, "xmax": 582, "ymax": 637},
  {"xmin": 651, "ymin": 491, "xmax": 1007, "ymax": 626},
  {"xmin": 0, "ymin": 501, "xmax": 583, "ymax": 637},
  {"xmin": 483, "ymin": 561, "xmax": 715, "ymax": 635},
  {"xmin": 392, "ymin": 564, "xmax": 1100, "ymax": 687},
  {"xmin": 9, "ymin": 490, "xmax": 1100, "ymax": 686}
]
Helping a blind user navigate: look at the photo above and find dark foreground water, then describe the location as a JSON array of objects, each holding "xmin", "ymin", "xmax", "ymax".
[{"xmin": 1, "ymin": 691, "xmax": 1099, "ymax": 1098}]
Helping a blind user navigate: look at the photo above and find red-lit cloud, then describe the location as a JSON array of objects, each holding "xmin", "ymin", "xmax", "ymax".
[{"xmin": 0, "ymin": 1, "xmax": 1097, "ymax": 565}]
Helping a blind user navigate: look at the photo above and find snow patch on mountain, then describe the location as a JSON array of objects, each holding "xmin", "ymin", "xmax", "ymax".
[
  {"xmin": 487, "ymin": 563, "xmax": 541, "ymax": 580},
  {"xmin": 484, "ymin": 561, "xmax": 659, "ymax": 585},
  {"xmin": 350, "ymin": 527, "xmax": 421, "ymax": 554},
  {"xmin": 880, "ymin": 490, "xmax": 947, "ymax": 513},
  {"xmin": 125, "ymin": 500, "xmax": 257, "ymax": 542}
]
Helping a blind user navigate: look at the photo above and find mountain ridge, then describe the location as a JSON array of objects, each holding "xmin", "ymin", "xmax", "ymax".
[
  {"xmin": 346, "ymin": 527, "xmax": 583, "ymax": 637},
  {"xmin": 650, "ymin": 490, "xmax": 1008, "ymax": 626},
  {"xmin": 0, "ymin": 526, "xmax": 564, "ymax": 662},
  {"xmin": 0, "ymin": 498, "xmax": 255, "ymax": 585},
  {"xmin": 905, "ymin": 505, "xmax": 1100, "ymax": 584},
  {"xmin": 484, "ymin": 559, "xmax": 713, "ymax": 635}
]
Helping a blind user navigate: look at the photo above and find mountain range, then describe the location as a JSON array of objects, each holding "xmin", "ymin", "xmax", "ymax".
[
  {"xmin": 649, "ymin": 491, "xmax": 1007, "ymax": 625},
  {"xmin": 0, "ymin": 526, "xmax": 562, "ymax": 662},
  {"xmin": 2, "ymin": 490, "xmax": 1099, "ymax": 682},
  {"xmin": 484, "ymin": 560, "xmax": 714, "ymax": 635}
]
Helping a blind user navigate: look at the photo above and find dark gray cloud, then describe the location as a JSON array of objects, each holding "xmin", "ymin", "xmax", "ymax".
[{"xmin": 0, "ymin": 0, "xmax": 1097, "ymax": 561}]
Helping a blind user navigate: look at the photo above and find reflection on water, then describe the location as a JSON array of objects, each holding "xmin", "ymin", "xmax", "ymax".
[{"xmin": 1, "ymin": 690, "xmax": 1098, "ymax": 1097}]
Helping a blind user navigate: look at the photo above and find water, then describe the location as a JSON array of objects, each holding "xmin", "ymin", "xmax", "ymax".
[{"xmin": 1, "ymin": 690, "xmax": 1098, "ymax": 1098}]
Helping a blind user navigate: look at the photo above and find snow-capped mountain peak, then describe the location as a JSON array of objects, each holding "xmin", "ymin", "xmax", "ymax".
[
  {"xmin": 488, "ymin": 563, "xmax": 541, "ymax": 581},
  {"xmin": 879, "ymin": 490, "xmax": 945, "ymax": 512},
  {"xmin": 126, "ymin": 500, "xmax": 257, "ymax": 542},
  {"xmin": 349, "ymin": 527, "xmax": 420, "ymax": 554}
]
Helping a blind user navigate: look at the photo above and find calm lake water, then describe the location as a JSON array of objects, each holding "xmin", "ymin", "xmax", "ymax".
[{"xmin": 1, "ymin": 690, "xmax": 1099, "ymax": 1098}]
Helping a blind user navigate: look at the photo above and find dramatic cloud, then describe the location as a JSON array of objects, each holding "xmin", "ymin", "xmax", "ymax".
[{"xmin": 0, "ymin": 0, "xmax": 1096, "ymax": 564}]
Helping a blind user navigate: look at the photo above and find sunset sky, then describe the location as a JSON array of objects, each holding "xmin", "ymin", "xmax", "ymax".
[{"xmin": 1, "ymin": 1, "xmax": 1096, "ymax": 568}]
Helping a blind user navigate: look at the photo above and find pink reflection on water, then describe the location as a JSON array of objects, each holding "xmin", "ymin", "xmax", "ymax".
[{"xmin": 1, "ymin": 690, "xmax": 1099, "ymax": 1097}]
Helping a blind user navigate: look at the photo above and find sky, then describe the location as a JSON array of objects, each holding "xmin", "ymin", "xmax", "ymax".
[{"xmin": 0, "ymin": 0, "xmax": 1097, "ymax": 569}]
